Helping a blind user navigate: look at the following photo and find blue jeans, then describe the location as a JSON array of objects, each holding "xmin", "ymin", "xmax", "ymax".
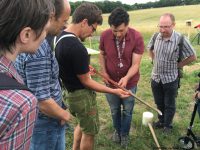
[
  {"xmin": 106, "ymin": 86, "xmax": 136, "ymax": 136},
  {"xmin": 151, "ymin": 79, "xmax": 178, "ymax": 127},
  {"xmin": 30, "ymin": 115, "xmax": 66, "ymax": 150}
]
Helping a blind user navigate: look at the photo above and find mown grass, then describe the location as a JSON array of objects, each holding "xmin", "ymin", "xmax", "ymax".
[{"xmin": 65, "ymin": 5, "xmax": 200, "ymax": 150}]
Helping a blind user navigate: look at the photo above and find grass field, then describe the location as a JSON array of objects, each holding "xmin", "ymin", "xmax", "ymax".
[{"xmin": 65, "ymin": 5, "xmax": 200, "ymax": 150}]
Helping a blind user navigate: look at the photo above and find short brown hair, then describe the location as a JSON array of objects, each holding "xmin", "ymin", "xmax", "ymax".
[
  {"xmin": 0, "ymin": 0, "xmax": 54, "ymax": 53},
  {"xmin": 72, "ymin": 2, "xmax": 102, "ymax": 26}
]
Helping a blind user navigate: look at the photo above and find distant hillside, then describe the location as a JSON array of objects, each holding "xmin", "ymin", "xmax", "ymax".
[
  {"xmin": 98, "ymin": 5, "xmax": 200, "ymax": 36},
  {"xmin": 69, "ymin": 0, "xmax": 200, "ymax": 14}
]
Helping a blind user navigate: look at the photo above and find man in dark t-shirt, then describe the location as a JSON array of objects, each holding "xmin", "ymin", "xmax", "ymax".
[
  {"xmin": 56, "ymin": 31, "xmax": 88, "ymax": 92},
  {"xmin": 55, "ymin": 3, "xmax": 130, "ymax": 150}
]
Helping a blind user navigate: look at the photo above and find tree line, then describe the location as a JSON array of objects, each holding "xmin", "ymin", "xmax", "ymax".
[{"xmin": 70, "ymin": 0, "xmax": 200, "ymax": 14}]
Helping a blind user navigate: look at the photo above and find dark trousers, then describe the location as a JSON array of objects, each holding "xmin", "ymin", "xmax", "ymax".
[
  {"xmin": 151, "ymin": 78, "xmax": 178, "ymax": 127},
  {"xmin": 198, "ymin": 99, "xmax": 200, "ymax": 118}
]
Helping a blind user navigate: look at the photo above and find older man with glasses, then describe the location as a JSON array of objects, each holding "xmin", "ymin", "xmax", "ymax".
[{"xmin": 148, "ymin": 13, "xmax": 196, "ymax": 134}]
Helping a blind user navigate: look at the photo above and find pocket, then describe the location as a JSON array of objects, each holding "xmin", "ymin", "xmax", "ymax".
[{"xmin": 69, "ymin": 98, "xmax": 86, "ymax": 116}]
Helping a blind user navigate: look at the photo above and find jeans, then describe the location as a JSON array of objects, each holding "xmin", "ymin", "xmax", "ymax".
[
  {"xmin": 30, "ymin": 115, "xmax": 66, "ymax": 150},
  {"xmin": 151, "ymin": 79, "xmax": 178, "ymax": 127},
  {"xmin": 106, "ymin": 86, "xmax": 137, "ymax": 136}
]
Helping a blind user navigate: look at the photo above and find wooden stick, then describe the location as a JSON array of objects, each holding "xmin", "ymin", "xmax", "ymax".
[
  {"xmin": 128, "ymin": 90, "xmax": 162, "ymax": 116},
  {"xmin": 148, "ymin": 123, "xmax": 162, "ymax": 150},
  {"xmin": 92, "ymin": 67, "xmax": 162, "ymax": 116}
]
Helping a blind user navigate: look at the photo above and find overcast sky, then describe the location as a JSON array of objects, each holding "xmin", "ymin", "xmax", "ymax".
[{"xmin": 69, "ymin": 0, "xmax": 157, "ymax": 5}]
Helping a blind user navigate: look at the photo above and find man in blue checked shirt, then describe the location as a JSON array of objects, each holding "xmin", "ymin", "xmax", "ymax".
[{"xmin": 15, "ymin": 0, "xmax": 72, "ymax": 150}]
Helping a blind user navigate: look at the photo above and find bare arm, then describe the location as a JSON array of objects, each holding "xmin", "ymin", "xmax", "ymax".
[
  {"xmin": 149, "ymin": 50, "xmax": 154, "ymax": 60},
  {"xmin": 197, "ymin": 92, "xmax": 200, "ymax": 99},
  {"xmin": 77, "ymin": 72, "xmax": 129, "ymax": 98},
  {"xmin": 118, "ymin": 53, "xmax": 143, "ymax": 87},
  {"xmin": 99, "ymin": 50, "xmax": 111, "ymax": 84},
  {"xmin": 178, "ymin": 55, "xmax": 197, "ymax": 68},
  {"xmin": 38, "ymin": 98, "xmax": 71, "ymax": 122},
  {"xmin": 99, "ymin": 50, "xmax": 106, "ymax": 74}
]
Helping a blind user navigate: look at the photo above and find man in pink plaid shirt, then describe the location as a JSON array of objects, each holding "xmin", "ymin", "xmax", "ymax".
[{"xmin": 0, "ymin": 0, "xmax": 53, "ymax": 149}]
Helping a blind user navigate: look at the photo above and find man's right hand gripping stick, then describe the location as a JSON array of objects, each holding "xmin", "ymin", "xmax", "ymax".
[{"xmin": 90, "ymin": 66, "xmax": 162, "ymax": 116}]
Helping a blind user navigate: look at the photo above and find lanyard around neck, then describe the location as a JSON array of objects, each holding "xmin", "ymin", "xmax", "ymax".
[
  {"xmin": 115, "ymin": 38, "xmax": 125, "ymax": 60},
  {"xmin": 115, "ymin": 38, "xmax": 125, "ymax": 68}
]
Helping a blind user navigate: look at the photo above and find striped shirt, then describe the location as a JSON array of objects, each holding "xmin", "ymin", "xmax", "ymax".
[
  {"xmin": 147, "ymin": 30, "xmax": 196, "ymax": 84},
  {"xmin": 15, "ymin": 39, "xmax": 62, "ymax": 109},
  {"xmin": 0, "ymin": 56, "xmax": 37, "ymax": 150}
]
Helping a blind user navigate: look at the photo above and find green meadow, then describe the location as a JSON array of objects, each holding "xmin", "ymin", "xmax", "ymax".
[{"xmin": 66, "ymin": 5, "xmax": 200, "ymax": 150}]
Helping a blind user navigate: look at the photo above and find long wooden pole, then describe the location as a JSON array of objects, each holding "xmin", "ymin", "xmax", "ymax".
[
  {"xmin": 148, "ymin": 123, "xmax": 162, "ymax": 150},
  {"xmin": 91, "ymin": 67, "xmax": 162, "ymax": 116}
]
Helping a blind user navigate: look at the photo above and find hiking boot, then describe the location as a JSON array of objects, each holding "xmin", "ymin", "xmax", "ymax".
[
  {"xmin": 112, "ymin": 131, "xmax": 120, "ymax": 143},
  {"xmin": 153, "ymin": 121, "xmax": 164, "ymax": 129},
  {"xmin": 121, "ymin": 135, "xmax": 129, "ymax": 149}
]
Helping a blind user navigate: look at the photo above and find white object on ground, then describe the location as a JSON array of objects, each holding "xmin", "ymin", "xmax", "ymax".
[{"xmin": 142, "ymin": 111, "xmax": 154, "ymax": 126}]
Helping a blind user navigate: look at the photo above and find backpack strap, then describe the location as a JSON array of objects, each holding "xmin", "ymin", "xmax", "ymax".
[
  {"xmin": 53, "ymin": 34, "xmax": 76, "ymax": 91},
  {"xmin": 177, "ymin": 35, "xmax": 184, "ymax": 89},
  {"xmin": 150, "ymin": 32, "xmax": 159, "ymax": 50},
  {"xmin": 0, "ymin": 73, "xmax": 30, "ymax": 91},
  {"xmin": 53, "ymin": 34, "xmax": 76, "ymax": 81},
  {"xmin": 150, "ymin": 32, "xmax": 159, "ymax": 64},
  {"xmin": 53, "ymin": 34, "xmax": 76, "ymax": 50},
  {"xmin": 178, "ymin": 34, "xmax": 184, "ymax": 62},
  {"xmin": 53, "ymin": 34, "xmax": 76, "ymax": 109}
]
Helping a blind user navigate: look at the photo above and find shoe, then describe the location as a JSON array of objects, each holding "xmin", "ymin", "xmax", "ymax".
[
  {"xmin": 153, "ymin": 121, "xmax": 164, "ymax": 129},
  {"xmin": 112, "ymin": 130, "xmax": 120, "ymax": 143},
  {"xmin": 196, "ymin": 136, "xmax": 200, "ymax": 146},
  {"xmin": 163, "ymin": 126, "xmax": 173, "ymax": 134},
  {"xmin": 121, "ymin": 135, "xmax": 128, "ymax": 149}
]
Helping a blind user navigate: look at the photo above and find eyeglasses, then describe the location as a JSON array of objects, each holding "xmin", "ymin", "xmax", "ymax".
[
  {"xmin": 157, "ymin": 24, "xmax": 172, "ymax": 29},
  {"xmin": 90, "ymin": 24, "xmax": 96, "ymax": 32}
]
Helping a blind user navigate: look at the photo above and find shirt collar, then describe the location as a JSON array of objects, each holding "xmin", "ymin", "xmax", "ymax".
[
  {"xmin": 169, "ymin": 30, "xmax": 176, "ymax": 41},
  {"xmin": 157, "ymin": 30, "xmax": 175, "ymax": 42}
]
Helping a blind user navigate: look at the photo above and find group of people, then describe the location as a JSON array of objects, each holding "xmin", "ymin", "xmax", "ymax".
[{"xmin": 0, "ymin": 0, "xmax": 198, "ymax": 150}]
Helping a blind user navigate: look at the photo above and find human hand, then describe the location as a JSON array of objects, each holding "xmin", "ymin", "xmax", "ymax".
[
  {"xmin": 60, "ymin": 110, "xmax": 73, "ymax": 125},
  {"xmin": 118, "ymin": 76, "xmax": 128, "ymax": 88},
  {"xmin": 89, "ymin": 65, "xmax": 96, "ymax": 76},
  {"xmin": 60, "ymin": 119, "xmax": 66, "ymax": 125},
  {"xmin": 194, "ymin": 91, "xmax": 200, "ymax": 100},
  {"xmin": 114, "ymin": 89, "xmax": 130, "ymax": 98}
]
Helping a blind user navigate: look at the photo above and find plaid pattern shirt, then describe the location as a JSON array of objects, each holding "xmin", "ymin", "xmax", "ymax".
[
  {"xmin": 148, "ymin": 31, "xmax": 196, "ymax": 84},
  {"xmin": 0, "ymin": 56, "xmax": 37, "ymax": 150}
]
